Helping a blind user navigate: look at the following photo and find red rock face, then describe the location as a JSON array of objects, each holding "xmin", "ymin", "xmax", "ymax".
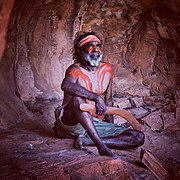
[
  {"xmin": 0, "ymin": 0, "xmax": 179, "ymax": 125},
  {"xmin": 0, "ymin": 0, "xmax": 14, "ymax": 59},
  {"xmin": 0, "ymin": 1, "xmax": 179, "ymax": 179},
  {"xmin": 1, "ymin": 0, "xmax": 179, "ymax": 102}
]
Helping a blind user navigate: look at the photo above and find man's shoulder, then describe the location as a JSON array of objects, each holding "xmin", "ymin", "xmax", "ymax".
[
  {"xmin": 99, "ymin": 62, "xmax": 112, "ymax": 69},
  {"xmin": 65, "ymin": 63, "xmax": 82, "ymax": 76},
  {"xmin": 98, "ymin": 62, "xmax": 113, "ymax": 77},
  {"xmin": 66, "ymin": 63, "xmax": 79, "ymax": 71}
]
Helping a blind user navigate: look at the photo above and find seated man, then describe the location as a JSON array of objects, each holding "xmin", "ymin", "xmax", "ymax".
[{"xmin": 53, "ymin": 31, "xmax": 144, "ymax": 157}]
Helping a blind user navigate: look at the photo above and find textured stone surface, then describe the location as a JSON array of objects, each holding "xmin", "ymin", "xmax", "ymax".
[
  {"xmin": 2, "ymin": 0, "xmax": 179, "ymax": 102},
  {"xmin": 162, "ymin": 112, "xmax": 180, "ymax": 131},
  {"xmin": 0, "ymin": 0, "xmax": 179, "ymax": 128},
  {"xmin": 113, "ymin": 97, "xmax": 132, "ymax": 109},
  {"xmin": 0, "ymin": 127, "xmax": 156, "ymax": 179},
  {"xmin": 0, "ymin": 117, "xmax": 179, "ymax": 179},
  {"xmin": 0, "ymin": 0, "xmax": 179, "ymax": 178},
  {"xmin": 114, "ymin": 115, "xmax": 127, "ymax": 126},
  {"xmin": 129, "ymin": 107, "xmax": 150, "ymax": 119},
  {"xmin": 131, "ymin": 97, "xmax": 145, "ymax": 108},
  {"xmin": 0, "ymin": 0, "xmax": 15, "ymax": 59},
  {"xmin": 142, "ymin": 111, "xmax": 164, "ymax": 131}
]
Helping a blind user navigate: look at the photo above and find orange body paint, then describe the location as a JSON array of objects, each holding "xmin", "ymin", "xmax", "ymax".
[{"xmin": 68, "ymin": 63, "xmax": 113, "ymax": 119}]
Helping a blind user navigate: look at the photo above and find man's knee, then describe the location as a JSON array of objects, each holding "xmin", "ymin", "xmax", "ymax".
[
  {"xmin": 125, "ymin": 129, "xmax": 145, "ymax": 146},
  {"xmin": 136, "ymin": 131, "xmax": 145, "ymax": 146},
  {"xmin": 72, "ymin": 96, "xmax": 86, "ymax": 109}
]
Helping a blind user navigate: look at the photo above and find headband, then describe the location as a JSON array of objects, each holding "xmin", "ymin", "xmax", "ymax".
[{"xmin": 78, "ymin": 35, "xmax": 101, "ymax": 47}]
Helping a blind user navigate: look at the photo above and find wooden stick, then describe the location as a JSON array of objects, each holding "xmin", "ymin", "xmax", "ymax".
[
  {"xmin": 141, "ymin": 149, "xmax": 170, "ymax": 180},
  {"xmin": 79, "ymin": 103, "xmax": 141, "ymax": 131}
]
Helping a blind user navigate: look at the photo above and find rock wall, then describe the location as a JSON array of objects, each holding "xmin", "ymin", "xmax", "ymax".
[
  {"xmin": 6, "ymin": 0, "xmax": 179, "ymax": 101},
  {"xmin": 5, "ymin": 0, "xmax": 76, "ymax": 101},
  {"xmin": 0, "ymin": 0, "xmax": 15, "ymax": 59},
  {"xmin": 1, "ymin": 0, "xmax": 180, "ymax": 128},
  {"xmin": 0, "ymin": 0, "xmax": 30, "ymax": 128}
]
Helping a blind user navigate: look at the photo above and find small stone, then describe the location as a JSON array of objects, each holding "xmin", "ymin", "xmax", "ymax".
[
  {"xmin": 131, "ymin": 97, "xmax": 144, "ymax": 107},
  {"xmin": 129, "ymin": 107, "xmax": 149, "ymax": 119},
  {"xmin": 162, "ymin": 112, "xmax": 179, "ymax": 131},
  {"xmin": 27, "ymin": 143, "xmax": 33, "ymax": 150},
  {"xmin": 114, "ymin": 115, "xmax": 127, "ymax": 126},
  {"xmin": 113, "ymin": 98, "xmax": 131, "ymax": 109},
  {"xmin": 142, "ymin": 111, "xmax": 164, "ymax": 131},
  {"xmin": 143, "ymin": 96, "xmax": 166, "ymax": 107}
]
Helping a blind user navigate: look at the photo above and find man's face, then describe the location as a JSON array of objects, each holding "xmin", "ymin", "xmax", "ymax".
[{"xmin": 81, "ymin": 41, "xmax": 102, "ymax": 67}]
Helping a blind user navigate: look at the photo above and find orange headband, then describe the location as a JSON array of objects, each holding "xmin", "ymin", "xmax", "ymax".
[{"xmin": 78, "ymin": 35, "xmax": 101, "ymax": 47}]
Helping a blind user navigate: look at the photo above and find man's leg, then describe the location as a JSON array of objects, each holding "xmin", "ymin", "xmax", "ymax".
[
  {"xmin": 62, "ymin": 96, "xmax": 115, "ymax": 157},
  {"xmin": 81, "ymin": 129, "xmax": 145, "ymax": 149}
]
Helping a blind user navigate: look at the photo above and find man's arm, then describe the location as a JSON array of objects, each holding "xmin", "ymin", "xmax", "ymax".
[
  {"xmin": 61, "ymin": 65, "xmax": 106, "ymax": 115},
  {"xmin": 104, "ymin": 77, "xmax": 114, "ymax": 123}
]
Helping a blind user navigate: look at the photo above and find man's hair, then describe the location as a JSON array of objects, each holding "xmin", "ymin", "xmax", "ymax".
[{"xmin": 72, "ymin": 31, "xmax": 102, "ymax": 63}]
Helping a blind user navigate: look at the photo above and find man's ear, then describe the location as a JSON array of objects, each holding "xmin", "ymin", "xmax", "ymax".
[
  {"xmin": 78, "ymin": 46, "xmax": 86, "ymax": 55},
  {"xmin": 77, "ymin": 48, "xmax": 81, "ymax": 54},
  {"xmin": 77, "ymin": 47, "xmax": 85, "ymax": 61}
]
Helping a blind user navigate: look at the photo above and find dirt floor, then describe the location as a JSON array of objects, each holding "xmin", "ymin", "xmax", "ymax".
[{"xmin": 0, "ymin": 100, "xmax": 179, "ymax": 179}]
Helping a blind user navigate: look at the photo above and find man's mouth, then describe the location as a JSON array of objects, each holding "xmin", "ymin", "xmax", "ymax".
[
  {"xmin": 82, "ymin": 50, "xmax": 102, "ymax": 67},
  {"xmin": 89, "ymin": 52, "xmax": 101, "ymax": 60},
  {"xmin": 86, "ymin": 53, "xmax": 102, "ymax": 67}
]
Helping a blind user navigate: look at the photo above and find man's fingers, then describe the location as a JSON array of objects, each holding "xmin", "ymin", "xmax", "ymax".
[
  {"xmin": 96, "ymin": 105, "xmax": 106, "ymax": 115},
  {"xmin": 95, "ymin": 96, "xmax": 107, "ymax": 115},
  {"xmin": 98, "ymin": 110, "xmax": 105, "ymax": 115}
]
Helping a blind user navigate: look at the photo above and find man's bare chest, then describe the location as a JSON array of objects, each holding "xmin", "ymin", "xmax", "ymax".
[{"xmin": 77, "ymin": 66, "xmax": 111, "ymax": 95}]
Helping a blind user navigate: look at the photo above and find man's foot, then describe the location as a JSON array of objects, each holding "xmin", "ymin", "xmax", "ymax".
[
  {"xmin": 98, "ymin": 144, "xmax": 116, "ymax": 157},
  {"xmin": 73, "ymin": 136, "xmax": 83, "ymax": 150}
]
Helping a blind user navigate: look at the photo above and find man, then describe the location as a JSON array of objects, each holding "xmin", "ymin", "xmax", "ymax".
[{"xmin": 53, "ymin": 31, "xmax": 144, "ymax": 157}]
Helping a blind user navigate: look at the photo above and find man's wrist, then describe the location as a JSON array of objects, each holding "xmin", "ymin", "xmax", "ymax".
[{"xmin": 92, "ymin": 93, "xmax": 100, "ymax": 103}]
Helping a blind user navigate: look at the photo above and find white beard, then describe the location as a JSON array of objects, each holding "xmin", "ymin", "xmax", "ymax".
[{"xmin": 82, "ymin": 52, "xmax": 102, "ymax": 67}]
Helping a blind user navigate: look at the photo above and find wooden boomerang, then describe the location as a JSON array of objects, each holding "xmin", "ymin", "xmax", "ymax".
[{"xmin": 79, "ymin": 103, "xmax": 142, "ymax": 131}]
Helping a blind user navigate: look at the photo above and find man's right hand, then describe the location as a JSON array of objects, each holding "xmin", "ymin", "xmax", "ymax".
[{"xmin": 95, "ymin": 95, "xmax": 107, "ymax": 115}]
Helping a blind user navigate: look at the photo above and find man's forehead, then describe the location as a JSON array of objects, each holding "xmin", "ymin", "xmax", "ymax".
[
  {"xmin": 78, "ymin": 35, "xmax": 101, "ymax": 47},
  {"xmin": 86, "ymin": 41, "xmax": 101, "ymax": 46}
]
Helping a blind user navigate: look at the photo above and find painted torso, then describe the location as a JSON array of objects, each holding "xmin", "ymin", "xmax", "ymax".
[
  {"xmin": 69, "ymin": 62, "xmax": 113, "ymax": 95},
  {"xmin": 68, "ymin": 62, "xmax": 113, "ymax": 119}
]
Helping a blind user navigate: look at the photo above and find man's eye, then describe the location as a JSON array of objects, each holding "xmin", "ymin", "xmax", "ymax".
[
  {"xmin": 87, "ymin": 45, "xmax": 93, "ymax": 48},
  {"xmin": 97, "ymin": 44, "xmax": 102, "ymax": 48}
]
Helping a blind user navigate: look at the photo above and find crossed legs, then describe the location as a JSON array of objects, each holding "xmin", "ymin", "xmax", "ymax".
[
  {"xmin": 61, "ymin": 96, "xmax": 145, "ymax": 157},
  {"xmin": 81, "ymin": 129, "xmax": 145, "ymax": 149}
]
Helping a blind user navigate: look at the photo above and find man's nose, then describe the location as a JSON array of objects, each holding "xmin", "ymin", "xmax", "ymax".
[
  {"xmin": 93, "ymin": 46, "xmax": 98, "ymax": 51},
  {"xmin": 93, "ymin": 45, "xmax": 100, "ymax": 52}
]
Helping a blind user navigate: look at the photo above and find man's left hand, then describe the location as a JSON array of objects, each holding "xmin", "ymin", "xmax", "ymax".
[{"xmin": 95, "ymin": 95, "xmax": 107, "ymax": 115}]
